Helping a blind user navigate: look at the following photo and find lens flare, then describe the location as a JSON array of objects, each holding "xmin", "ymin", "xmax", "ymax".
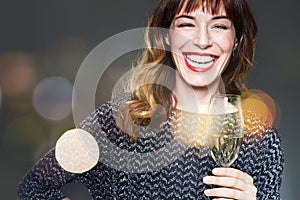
[
  {"xmin": 33, "ymin": 76, "xmax": 73, "ymax": 121},
  {"xmin": 241, "ymin": 89, "xmax": 281, "ymax": 134},
  {"xmin": 0, "ymin": 52, "xmax": 37, "ymax": 97},
  {"xmin": 55, "ymin": 129, "xmax": 99, "ymax": 173}
]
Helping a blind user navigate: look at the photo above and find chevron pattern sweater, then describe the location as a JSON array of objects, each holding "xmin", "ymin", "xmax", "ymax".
[{"xmin": 18, "ymin": 95, "xmax": 284, "ymax": 199}]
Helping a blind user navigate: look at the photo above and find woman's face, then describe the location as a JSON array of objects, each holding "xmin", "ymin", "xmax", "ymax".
[{"xmin": 168, "ymin": 5, "xmax": 236, "ymax": 87}]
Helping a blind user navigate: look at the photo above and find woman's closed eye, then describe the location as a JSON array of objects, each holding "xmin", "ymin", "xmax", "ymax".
[
  {"xmin": 177, "ymin": 23, "xmax": 195, "ymax": 28},
  {"xmin": 212, "ymin": 24, "xmax": 229, "ymax": 30}
]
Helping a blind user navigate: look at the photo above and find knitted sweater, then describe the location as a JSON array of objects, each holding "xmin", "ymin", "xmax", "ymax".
[{"xmin": 18, "ymin": 95, "xmax": 284, "ymax": 199}]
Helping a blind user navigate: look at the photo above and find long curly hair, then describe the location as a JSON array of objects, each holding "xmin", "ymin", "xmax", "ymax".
[{"xmin": 117, "ymin": 0, "xmax": 257, "ymax": 135}]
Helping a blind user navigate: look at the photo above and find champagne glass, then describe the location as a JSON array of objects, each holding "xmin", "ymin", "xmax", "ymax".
[{"xmin": 207, "ymin": 94, "xmax": 245, "ymax": 167}]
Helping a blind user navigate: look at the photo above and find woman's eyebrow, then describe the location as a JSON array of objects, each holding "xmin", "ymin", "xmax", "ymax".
[
  {"xmin": 174, "ymin": 15, "xmax": 195, "ymax": 20},
  {"xmin": 212, "ymin": 15, "xmax": 229, "ymax": 20},
  {"xmin": 174, "ymin": 15, "xmax": 229, "ymax": 21}
]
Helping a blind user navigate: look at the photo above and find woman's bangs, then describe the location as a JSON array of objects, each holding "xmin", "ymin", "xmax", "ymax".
[{"xmin": 177, "ymin": 0, "xmax": 224, "ymax": 15}]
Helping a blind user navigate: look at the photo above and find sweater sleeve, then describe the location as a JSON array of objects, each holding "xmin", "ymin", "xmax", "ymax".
[
  {"xmin": 255, "ymin": 129, "xmax": 284, "ymax": 199},
  {"xmin": 17, "ymin": 148, "xmax": 77, "ymax": 200},
  {"xmin": 17, "ymin": 99, "xmax": 118, "ymax": 199}
]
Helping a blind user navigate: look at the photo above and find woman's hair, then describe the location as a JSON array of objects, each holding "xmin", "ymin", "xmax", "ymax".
[{"xmin": 119, "ymin": 0, "xmax": 257, "ymax": 133}]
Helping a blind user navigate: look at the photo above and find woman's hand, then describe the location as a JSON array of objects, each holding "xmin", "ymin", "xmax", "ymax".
[{"xmin": 203, "ymin": 168, "xmax": 257, "ymax": 200}]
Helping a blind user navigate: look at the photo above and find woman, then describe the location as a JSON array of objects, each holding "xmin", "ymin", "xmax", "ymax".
[{"xmin": 18, "ymin": 0, "xmax": 284, "ymax": 199}]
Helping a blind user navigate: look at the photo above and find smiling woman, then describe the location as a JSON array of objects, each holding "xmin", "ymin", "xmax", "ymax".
[
  {"xmin": 18, "ymin": 0, "xmax": 284, "ymax": 199},
  {"xmin": 168, "ymin": 7, "xmax": 236, "ymax": 95}
]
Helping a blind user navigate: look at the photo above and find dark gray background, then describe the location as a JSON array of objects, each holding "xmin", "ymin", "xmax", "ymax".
[{"xmin": 0, "ymin": 0, "xmax": 298, "ymax": 199}]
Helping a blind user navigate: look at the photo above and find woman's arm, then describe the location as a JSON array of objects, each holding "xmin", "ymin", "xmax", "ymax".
[
  {"xmin": 255, "ymin": 129, "xmax": 284, "ymax": 199},
  {"xmin": 17, "ymin": 103, "xmax": 111, "ymax": 199},
  {"xmin": 17, "ymin": 148, "xmax": 76, "ymax": 199}
]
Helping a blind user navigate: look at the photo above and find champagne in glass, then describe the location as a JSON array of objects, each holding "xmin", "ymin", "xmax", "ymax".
[{"xmin": 207, "ymin": 94, "xmax": 244, "ymax": 167}]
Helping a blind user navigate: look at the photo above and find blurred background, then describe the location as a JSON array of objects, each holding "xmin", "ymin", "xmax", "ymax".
[{"xmin": 0, "ymin": 0, "xmax": 298, "ymax": 199}]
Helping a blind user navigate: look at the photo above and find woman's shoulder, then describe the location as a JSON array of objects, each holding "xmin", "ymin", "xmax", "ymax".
[
  {"xmin": 78, "ymin": 93, "xmax": 132, "ymax": 126},
  {"xmin": 243, "ymin": 127, "xmax": 283, "ymax": 154},
  {"xmin": 72, "ymin": 94, "xmax": 134, "ymax": 153},
  {"xmin": 246, "ymin": 126, "xmax": 280, "ymax": 140}
]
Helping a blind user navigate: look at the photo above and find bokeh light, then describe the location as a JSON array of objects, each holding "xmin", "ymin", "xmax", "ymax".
[
  {"xmin": 0, "ymin": 52, "xmax": 37, "ymax": 97},
  {"xmin": 1, "ymin": 117, "xmax": 46, "ymax": 161},
  {"xmin": 33, "ymin": 76, "xmax": 73, "ymax": 121},
  {"xmin": 241, "ymin": 89, "xmax": 281, "ymax": 133},
  {"xmin": 55, "ymin": 129, "xmax": 99, "ymax": 173}
]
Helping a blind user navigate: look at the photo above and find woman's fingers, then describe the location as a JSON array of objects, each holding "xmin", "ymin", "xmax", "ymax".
[
  {"xmin": 204, "ymin": 187, "xmax": 243, "ymax": 199},
  {"xmin": 203, "ymin": 168, "xmax": 257, "ymax": 200},
  {"xmin": 203, "ymin": 175, "xmax": 246, "ymax": 189},
  {"xmin": 212, "ymin": 168, "xmax": 254, "ymax": 184}
]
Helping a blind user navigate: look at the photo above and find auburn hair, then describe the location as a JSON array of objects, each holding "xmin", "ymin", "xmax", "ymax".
[{"xmin": 117, "ymin": 0, "xmax": 257, "ymax": 136}]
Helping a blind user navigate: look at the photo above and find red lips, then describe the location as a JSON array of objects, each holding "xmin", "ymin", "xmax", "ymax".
[{"xmin": 183, "ymin": 52, "xmax": 218, "ymax": 72}]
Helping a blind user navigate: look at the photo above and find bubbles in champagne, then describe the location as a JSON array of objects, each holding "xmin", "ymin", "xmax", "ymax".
[{"xmin": 210, "ymin": 134, "xmax": 244, "ymax": 167}]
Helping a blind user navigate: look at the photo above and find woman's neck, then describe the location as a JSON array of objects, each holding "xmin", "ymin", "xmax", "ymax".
[{"xmin": 173, "ymin": 77, "xmax": 222, "ymax": 114}]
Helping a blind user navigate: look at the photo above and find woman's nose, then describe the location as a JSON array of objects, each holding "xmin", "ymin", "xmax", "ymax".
[{"xmin": 193, "ymin": 28, "xmax": 213, "ymax": 49}]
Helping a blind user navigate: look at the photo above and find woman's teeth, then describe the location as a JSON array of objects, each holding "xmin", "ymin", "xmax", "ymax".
[{"xmin": 186, "ymin": 54, "xmax": 215, "ymax": 68}]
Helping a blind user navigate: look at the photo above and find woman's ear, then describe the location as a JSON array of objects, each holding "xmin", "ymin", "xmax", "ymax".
[
  {"xmin": 235, "ymin": 36, "xmax": 244, "ymax": 50},
  {"xmin": 234, "ymin": 41, "xmax": 238, "ymax": 51}
]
